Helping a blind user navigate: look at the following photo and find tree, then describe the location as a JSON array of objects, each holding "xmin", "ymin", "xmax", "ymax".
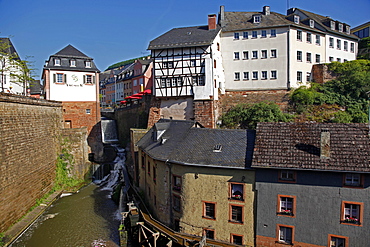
[
  {"xmin": 0, "ymin": 38, "xmax": 19, "ymax": 93},
  {"xmin": 11, "ymin": 56, "xmax": 37, "ymax": 95},
  {"xmin": 220, "ymin": 102, "xmax": 292, "ymax": 129}
]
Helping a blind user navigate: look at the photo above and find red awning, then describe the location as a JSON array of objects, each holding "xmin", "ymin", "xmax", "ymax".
[
  {"xmin": 120, "ymin": 100, "xmax": 127, "ymax": 104},
  {"xmin": 139, "ymin": 89, "xmax": 151, "ymax": 95}
]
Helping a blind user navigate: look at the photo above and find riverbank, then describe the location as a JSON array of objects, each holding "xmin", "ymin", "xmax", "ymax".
[{"xmin": 2, "ymin": 190, "xmax": 62, "ymax": 247}]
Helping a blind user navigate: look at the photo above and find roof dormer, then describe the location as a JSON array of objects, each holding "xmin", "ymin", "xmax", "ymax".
[
  {"xmin": 330, "ymin": 20, "xmax": 335, "ymax": 30},
  {"xmin": 309, "ymin": 19, "xmax": 315, "ymax": 28},
  {"xmin": 253, "ymin": 14, "xmax": 261, "ymax": 23},
  {"xmin": 338, "ymin": 23, "xmax": 343, "ymax": 32},
  {"xmin": 294, "ymin": 15, "xmax": 300, "ymax": 24}
]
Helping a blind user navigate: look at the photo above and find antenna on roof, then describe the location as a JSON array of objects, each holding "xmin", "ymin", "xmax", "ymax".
[{"xmin": 287, "ymin": 0, "xmax": 290, "ymax": 9}]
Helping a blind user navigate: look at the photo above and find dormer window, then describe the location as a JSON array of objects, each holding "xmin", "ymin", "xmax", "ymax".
[
  {"xmin": 294, "ymin": 15, "xmax": 300, "ymax": 24},
  {"xmin": 330, "ymin": 21, "xmax": 335, "ymax": 30},
  {"xmin": 70, "ymin": 59, "xmax": 76, "ymax": 67},
  {"xmin": 85, "ymin": 61, "xmax": 91, "ymax": 68},
  {"xmin": 54, "ymin": 58, "xmax": 61, "ymax": 66},
  {"xmin": 338, "ymin": 23, "xmax": 343, "ymax": 32},
  {"xmin": 253, "ymin": 15, "xmax": 261, "ymax": 23},
  {"xmin": 346, "ymin": 25, "xmax": 350, "ymax": 34},
  {"xmin": 309, "ymin": 19, "xmax": 314, "ymax": 28}
]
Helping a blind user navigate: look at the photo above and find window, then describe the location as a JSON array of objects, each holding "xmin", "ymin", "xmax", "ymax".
[
  {"xmin": 253, "ymin": 15, "xmax": 261, "ymax": 23},
  {"xmin": 344, "ymin": 173, "xmax": 362, "ymax": 187},
  {"xmin": 278, "ymin": 225, "xmax": 293, "ymax": 244},
  {"xmin": 56, "ymin": 73, "xmax": 64, "ymax": 83},
  {"xmin": 231, "ymin": 234, "xmax": 243, "ymax": 245},
  {"xmin": 329, "ymin": 235, "xmax": 348, "ymax": 247},
  {"xmin": 316, "ymin": 54, "xmax": 321, "ymax": 63},
  {"xmin": 153, "ymin": 166, "xmax": 156, "ymax": 183},
  {"xmin": 261, "ymin": 71, "xmax": 267, "ymax": 80},
  {"xmin": 243, "ymin": 72, "xmax": 249, "ymax": 80},
  {"xmin": 271, "ymin": 49, "xmax": 277, "ymax": 58},
  {"xmin": 252, "ymin": 31, "xmax": 257, "ymax": 38},
  {"xmin": 173, "ymin": 195, "xmax": 181, "ymax": 212},
  {"xmin": 173, "ymin": 175, "xmax": 182, "ymax": 192},
  {"xmin": 163, "ymin": 61, "xmax": 174, "ymax": 68},
  {"xmin": 306, "ymin": 33, "xmax": 312, "ymax": 43},
  {"xmin": 309, "ymin": 19, "xmax": 315, "ymax": 28},
  {"xmin": 190, "ymin": 60, "xmax": 196, "ymax": 67},
  {"xmin": 316, "ymin": 35, "xmax": 321, "ymax": 45},
  {"xmin": 297, "ymin": 30, "xmax": 302, "ymax": 41},
  {"xmin": 213, "ymin": 59, "xmax": 216, "ymax": 68},
  {"xmin": 278, "ymin": 195, "xmax": 295, "ymax": 216},
  {"xmin": 84, "ymin": 75, "xmax": 93, "ymax": 84},
  {"xmin": 160, "ymin": 78, "xmax": 166, "ymax": 87},
  {"xmin": 306, "ymin": 72, "xmax": 311, "ymax": 82},
  {"xmin": 148, "ymin": 162, "xmax": 151, "ymax": 176},
  {"xmin": 271, "ymin": 70, "xmax": 277, "ymax": 79},
  {"xmin": 234, "ymin": 32, "xmax": 240, "ymax": 40},
  {"xmin": 271, "ymin": 29, "xmax": 276, "ymax": 37},
  {"xmin": 261, "ymin": 30, "xmax": 267, "ymax": 38},
  {"xmin": 230, "ymin": 183, "xmax": 244, "ymax": 200},
  {"xmin": 297, "ymin": 51, "xmax": 302, "ymax": 61},
  {"xmin": 261, "ymin": 50, "xmax": 267, "ymax": 59},
  {"xmin": 306, "ymin": 53, "xmax": 312, "ymax": 63},
  {"xmin": 86, "ymin": 109, "xmax": 91, "ymax": 114},
  {"xmin": 344, "ymin": 41, "xmax": 348, "ymax": 51},
  {"xmin": 331, "ymin": 21, "xmax": 335, "ymax": 30},
  {"xmin": 85, "ymin": 61, "xmax": 91, "ymax": 68},
  {"xmin": 243, "ymin": 31, "xmax": 248, "ymax": 39},
  {"xmin": 230, "ymin": 205, "xmax": 243, "ymax": 223},
  {"xmin": 297, "ymin": 71, "xmax": 302, "ymax": 82},
  {"xmin": 350, "ymin": 43, "xmax": 354, "ymax": 53},
  {"xmin": 337, "ymin": 39, "xmax": 341, "ymax": 50},
  {"xmin": 54, "ymin": 58, "xmax": 60, "ymax": 66},
  {"xmin": 204, "ymin": 229, "xmax": 215, "ymax": 239},
  {"xmin": 252, "ymin": 71, "xmax": 258, "ymax": 80},
  {"xmin": 341, "ymin": 201, "xmax": 363, "ymax": 225},
  {"xmin": 243, "ymin": 51, "xmax": 249, "ymax": 59},
  {"xmin": 203, "ymin": 201, "xmax": 216, "ymax": 219},
  {"xmin": 252, "ymin": 51, "xmax": 258, "ymax": 59},
  {"xmin": 339, "ymin": 23, "xmax": 343, "ymax": 32},
  {"xmin": 70, "ymin": 59, "xmax": 76, "ymax": 67},
  {"xmin": 294, "ymin": 15, "xmax": 300, "ymax": 24},
  {"xmin": 329, "ymin": 38, "xmax": 334, "ymax": 48},
  {"xmin": 329, "ymin": 57, "xmax": 334, "ymax": 62},
  {"xmin": 337, "ymin": 58, "xmax": 341, "ymax": 62},
  {"xmin": 234, "ymin": 52, "xmax": 240, "ymax": 60},
  {"xmin": 171, "ymin": 78, "xmax": 177, "ymax": 87},
  {"xmin": 177, "ymin": 77, "xmax": 183, "ymax": 86},
  {"xmin": 234, "ymin": 72, "xmax": 240, "ymax": 81}
]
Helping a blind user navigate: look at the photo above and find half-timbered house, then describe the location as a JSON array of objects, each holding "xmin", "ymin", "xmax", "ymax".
[{"xmin": 148, "ymin": 14, "xmax": 224, "ymax": 128}]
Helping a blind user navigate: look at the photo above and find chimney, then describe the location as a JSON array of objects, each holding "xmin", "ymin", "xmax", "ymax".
[
  {"xmin": 320, "ymin": 129, "xmax": 330, "ymax": 159},
  {"xmin": 219, "ymin": 5, "xmax": 225, "ymax": 27},
  {"xmin": 263, "ymin": 6, "xmax": 270, "ymax": 15},
  {"xmin": 208, "ymin": 14, "xmax": 217, "ymax": 30}
]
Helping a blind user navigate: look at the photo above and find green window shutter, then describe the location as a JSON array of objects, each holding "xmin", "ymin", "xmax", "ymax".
[
  {"xmin": 83, "ymin": 75, "xmax": 86, "ymax": 84},
  {"xmin": 53, "ymin": 74, "xmax": 56, "ymax": 83},
  {"xmin": 64, "ymin": 74, "xmax": 67, "ymax": 83},
  {"xmin": 93, "ymin": 76, "xmax": 95, "ymax": 84}
]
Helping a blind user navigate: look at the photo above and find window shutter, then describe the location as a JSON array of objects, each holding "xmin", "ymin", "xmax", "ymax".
[
  {"xmin": 64, "ymin": 74, "xmax": 67, "ymax": 83},
  {"xmin": 83, "ymin": 75, "xmax": 86, "ymax": 84},
  {"xmin": 93, "ymin": 76, "xmax": 95, "ymax": 84},
  {"xmin": 53, "ymin": 74, "xmax": 56, "ymax": 83}
]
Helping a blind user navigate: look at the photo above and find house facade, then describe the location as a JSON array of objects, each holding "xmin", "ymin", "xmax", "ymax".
[
  {"xmin": 137, "ymin": 119, "xmax": 256, "ymax": 246},
  {"xmin": 42, "ymin": 44, "xmax": 100, "ymax": 133},
  {"xmin": 220, "ymin": 6, "xmax": 358, "ymax": 91},
  {"xmin": 148, "ymin": 15, "xmax": 225, "ymax": 128},
  {"xmin": 252, "ymin": 122, "xmax": 370, "ymax": 247}
]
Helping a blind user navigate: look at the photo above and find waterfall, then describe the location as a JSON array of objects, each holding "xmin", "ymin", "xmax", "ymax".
[{"xmin": 101, "ymin": 119, "xmax": 119, "ymax": 144}]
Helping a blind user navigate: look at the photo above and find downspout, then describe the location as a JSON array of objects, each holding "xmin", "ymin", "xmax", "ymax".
[
  {"xmin": 166, "ymin": 159, "xmax": 174, "ymax": 227},
  {"xmin": 287, "ymin": 27, "xmax": 291, "ymax": 90}
]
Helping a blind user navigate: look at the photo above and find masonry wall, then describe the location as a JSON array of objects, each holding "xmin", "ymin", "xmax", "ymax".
[{"xmin": 0, "ymin": 93, "xmax": 63, "ymax": 233}]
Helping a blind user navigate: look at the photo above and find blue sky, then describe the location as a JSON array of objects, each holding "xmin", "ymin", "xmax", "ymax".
[{"xmin": 1, "ymin": 0, "xmax": 369, "ymax": 79}]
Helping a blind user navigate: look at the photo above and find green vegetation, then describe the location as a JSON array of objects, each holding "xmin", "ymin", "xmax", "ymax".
[
  {"xmin": 106, "ymin": 55, "xmax": 150, "ymax": 70},
  {"xmin": 0, "ymin": 232, "xmax": 4, "ymax": 247},
  {"xmin": 358, "ymin": 37, "xmax": 370, "ymax": 60},
  {"xmin": 220, "ymin": 60, "xmax": 370, "ymax": 128}
]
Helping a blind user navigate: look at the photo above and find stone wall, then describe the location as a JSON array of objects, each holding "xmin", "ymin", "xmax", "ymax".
[{"xmin": 0, "ymin": 93, "xmax": 63, "ymax": 233}]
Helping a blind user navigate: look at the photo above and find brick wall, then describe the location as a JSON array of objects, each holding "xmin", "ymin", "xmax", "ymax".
[
  {"xmin": 62, "ymin": 101, "xmax": 100, "ymax": 134},
  {"xmin": 311, "ymin": 64, "xmax": 339, "ymax": 84},
  {"xmin": 0, "ymin": 93, "xmax": 63, "ymax": 233},
  {"xmin": 193, "ymin": 100, "xmax": 215, "ymax": 128}
]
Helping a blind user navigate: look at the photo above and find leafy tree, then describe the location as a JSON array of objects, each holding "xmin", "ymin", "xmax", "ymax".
[
  {"xmin": 11, "ymin": 56, "xmax": 37, "ymax": 95},
  {"xmin": 0, "ymin": 38, "xmax": 19, "ymax": 92},
  {"xmin": 220, "ymin": 102, "xmax": 292, "ymax": 129},
  {"xmin": 358, "ymin": 37, "xmax": 370, "ymax": 60}
]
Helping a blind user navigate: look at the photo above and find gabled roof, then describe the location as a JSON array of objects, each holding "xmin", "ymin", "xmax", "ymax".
[
  {"xmin": 252, "ymin": 122, "xmax": 370, "ymax": 172},
  {"xmin": 137, "ymin": 119, "xmax": 255, "ymax": 169},
  {"xmin": 148, "ymin": 25, "xmax": 221, "ymax": 50},
  {"xmin": 0, "ymin": 38, "xmax": 20, "ymax": 60},
  {"xmin": 43, "ymin": 44, "xmax": 99, "ymax": 72}
]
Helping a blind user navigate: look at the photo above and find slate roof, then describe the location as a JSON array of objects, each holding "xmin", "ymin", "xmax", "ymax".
[
  {"xmin": 221, "ymin": 11, "xmax": 290, "ymax": 32},
  {"xmin": 0, "ymin": 38, "xmax": 20, "ymax": 60},
  {"xmin": 148, "ymin": 25, "xmax": 221, "ymax": 50},
  {"xmin": 44, "ymin": 44, "xmax": 99, "ymax": 72},
  {"xmin": 252, "ymin": 122, "xmax": 370, "ymax": 172},
  {"xmin": 137, "ymin": 119, "xmax": 255, "ymax": 169}
]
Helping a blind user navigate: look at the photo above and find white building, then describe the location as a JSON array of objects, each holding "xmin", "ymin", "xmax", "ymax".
[{"xmin": 220, "ymin": 6, "xmax": 358, "ymax": 90}]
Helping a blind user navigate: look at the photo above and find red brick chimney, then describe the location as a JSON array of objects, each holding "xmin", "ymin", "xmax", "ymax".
[{"xmin": 208, "ymin": 14, "xmax": 217, "ymax": 30}]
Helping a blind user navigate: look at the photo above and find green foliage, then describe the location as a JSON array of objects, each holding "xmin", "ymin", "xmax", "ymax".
[
  {"xmin": 106, "ymin": 56, "xmax": 149, "ymax": 70},
  {"xmin": 54, "ymin": 138, "xmax": 84, "ymax": 191},
  {"xmin": 358, "ymin": 37, "xmax": 370, "ymax": 60},
  {"xmin": 220, "ymin": 102, "xmax": 292, "ymax": 129},
  {"xmin": 0, "ymin": 232, "xmax": 4, "ymax": 247}
]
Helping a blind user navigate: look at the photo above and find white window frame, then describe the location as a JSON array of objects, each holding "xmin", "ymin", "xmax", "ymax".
[
  {"xmin": 297, "ymin": 30, "xmax": 302, "ymax": 41},
  {"xmin": 252, "ymin": 31, "xmax": 258, "ymax": 38},
  {"xmin": 261, "ymin": 50, "xmax": 267, "ymax": 59},
  {"xmin": 306, "ymin": 33, "xmax": 312, "ymax": 43},
  {"xmin": 316, "ymin": 35, "xmax": 320, "ymax": 45},
  {"xmin": 279, "ymin": 226, "xmax": 293, "ymax": 244},
  {"xmin": 243, "ymin": 72, "xmax": 249, "ymax": 80},
  {"xmin": 252, "ymin": 51, "xmax": 258, "ymax": 59},
  {"xmin": 252, "ymin": 71, "xmax": 258, "ymax": 80},
  {"xmin": 234, "ymin": 72, "xmax": 240, "ymax": 81},
  {"xmin": 234, "ymin": 52, "xmax": 240, "ymax": 60},
  {"xmin": 54, "ymin": 58, "xmax": 61, "ymax": 66},
  {"xmin": 243, "ymin": 31, "xmax": 248, "ymax": 39},
  {"xmin": 234, "ymin": 32, "xmax": 240, "ymax": 40},
  {"xmin": 243, "ymin": 51, "xmax": 249, "ymax": 60},
  {"xmin": 271, "ymin": 49, "xmax": 277, "ymax": 58},
  {"xmin": 271, "ymin": 70, "xmax": 277, "ymax": 79},
  {"xmin": 261, "ymin": 30, "xmax": 267, "ymax": 38},
  {"xmin": 271, "ymin": 29, "xmax": 276, "ymax": 37},
  {"xmin": 297, "ymin": 71, "xmax": 302, "ymax": 82}
]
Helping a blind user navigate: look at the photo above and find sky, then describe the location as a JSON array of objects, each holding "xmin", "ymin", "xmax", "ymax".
[{"xmin": 1, "ymin": 0, "xmax": 369, "ymax": 79}]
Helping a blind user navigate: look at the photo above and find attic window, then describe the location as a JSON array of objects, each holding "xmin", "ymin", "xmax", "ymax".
[
  {"xmin": 330, "ymin": 21, "xmax": 335, "ymax": 30},
  {"xmin": 346, "ymin": 25, "xmax": 350, "ymax": 34},
  {"xmin": 213, "ymin": 144, "xmax": 222, "ymax": 152},
  {"xmin": 338, "ymin": 23, "xmax": 343, "ymax": 32},
  {"xmin": 70, "ymin": 59, "xmax": 76, "ymax": 67},
  {"xmin": 85, "ymin": 61, "xmax": 91, "ymax": 68},
  {"xmin": 253, "ymin": 15, "xmax": 261, "ymax": 23},
  {"xmin": 54, "ymin": 58, "xmax": 61, "ymax": 66},
  {"xmin": 309, "ymin": 19, "xmax": 314, "ymax": 28},
  {"xmin": 294, "ymin": 15, "xmax": 300, "ymax": 24}
]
